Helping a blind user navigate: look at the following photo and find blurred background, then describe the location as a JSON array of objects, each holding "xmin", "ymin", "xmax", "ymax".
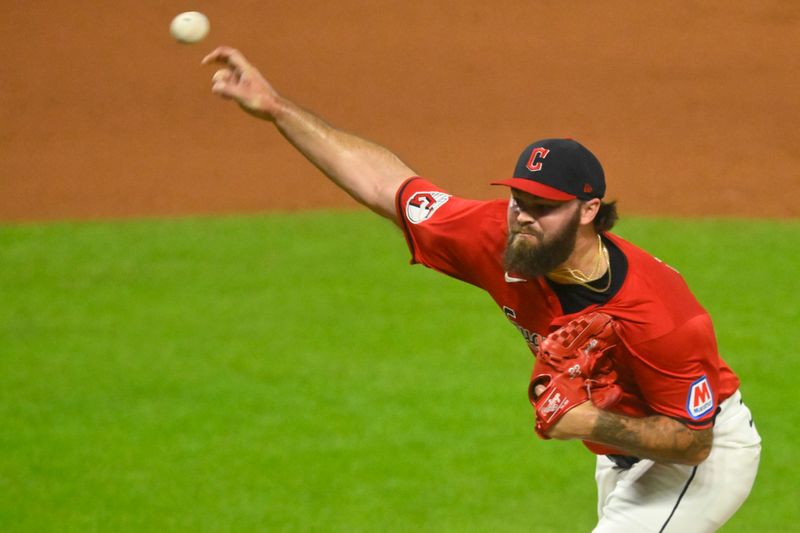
[
  {"xmin": 2, "ymin": 2, "xmax": 799, "ymax": 531},
  {"xmin": 1, "ymin": 1, "xmax": 798, "ymax": 221}
]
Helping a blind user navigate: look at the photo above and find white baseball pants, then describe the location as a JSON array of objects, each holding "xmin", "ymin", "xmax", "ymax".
[{"xmin": 592, "ymin": 389, "xmax": 761, "ymax": 532}]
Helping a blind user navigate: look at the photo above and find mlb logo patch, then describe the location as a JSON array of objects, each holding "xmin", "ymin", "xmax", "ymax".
[{"xmin": 686, "ymin": 376, "xmax": 714, "ymax": 419}]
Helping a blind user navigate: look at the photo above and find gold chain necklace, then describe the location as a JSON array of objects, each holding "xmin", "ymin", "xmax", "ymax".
[{"xmin": 546, "ymin": 235, "xmax": 612, "ymax": 293}]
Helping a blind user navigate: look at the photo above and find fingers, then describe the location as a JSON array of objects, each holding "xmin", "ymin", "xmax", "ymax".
[
  {"xmin": 212, "ymin": 68, "xmax": 233, "ymax": 83},
  {"xmin": 203, "ymin": 47, "xmax": 253, "ymax": 100},
  {"xmin": 202, "ymin": 46, "xmax": 276, "ymax": 118},
  {"xmin": 209, "ymin": 67, "xmax": 235, "ymax": 96},
  {"xmin": 201, "ymin": 46, "xmax": 231, "ymax": 64},
  {"xmin": 202, "ymin": 45, "xmax": 251, "ymax": 73}
]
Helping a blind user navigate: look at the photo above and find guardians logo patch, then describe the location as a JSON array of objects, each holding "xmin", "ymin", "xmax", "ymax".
[
  {"xmin": 405, "ymin": 191, "xmax": 450, "ymax": 224},
  {"xmin": 686, "ymin": 376, "xmax": 714, "ymax": 419}
]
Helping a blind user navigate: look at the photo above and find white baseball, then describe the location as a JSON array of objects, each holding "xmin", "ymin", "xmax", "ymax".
[{"xmin": 170, "ymin": 11, "xmax": 210, "ymax": 44}]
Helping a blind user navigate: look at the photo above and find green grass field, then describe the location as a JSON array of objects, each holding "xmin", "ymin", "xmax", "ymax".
[{"xmin": 2, "ymin": 212, "xmax": 798, "ymax": 532}]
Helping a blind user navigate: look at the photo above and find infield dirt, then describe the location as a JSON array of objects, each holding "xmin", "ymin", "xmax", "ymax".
[{"xmin": 1, "ymin": 2, "xmax": 798, "ymax": 221}]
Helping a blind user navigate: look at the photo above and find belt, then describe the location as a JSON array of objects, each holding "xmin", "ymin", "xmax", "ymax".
[{"xmin": 607, "ymin": 454, "xmax": 641, "ymax": 469}]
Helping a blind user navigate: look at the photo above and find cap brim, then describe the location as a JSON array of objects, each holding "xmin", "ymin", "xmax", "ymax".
[{"xmin": 490, "ymin": 178, "xmax": 577, "ymax": 201}]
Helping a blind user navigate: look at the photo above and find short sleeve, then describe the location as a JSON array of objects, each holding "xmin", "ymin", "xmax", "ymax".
[
  {"xmin": 395, "ymin": 177, "xmax": 508, "ymax": 288},
  {"xmin": 623, "ymin": 314, "xmax": 722, "ymax": 429}
]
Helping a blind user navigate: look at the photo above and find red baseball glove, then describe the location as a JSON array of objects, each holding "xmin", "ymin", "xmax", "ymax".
[{"xmin": 529, "ymin": 312, "xmax": 623, "ymax": 439}]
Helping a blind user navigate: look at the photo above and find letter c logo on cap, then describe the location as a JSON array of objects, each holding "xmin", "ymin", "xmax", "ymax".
[{"xmin": 526, "ymin": 147, "xmax": 550, "ymax": 172}]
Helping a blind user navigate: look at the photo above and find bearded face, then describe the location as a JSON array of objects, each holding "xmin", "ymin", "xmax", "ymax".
[{"xmin": 503, "ymin": 203, "xmax": 581, "ymax": 279}]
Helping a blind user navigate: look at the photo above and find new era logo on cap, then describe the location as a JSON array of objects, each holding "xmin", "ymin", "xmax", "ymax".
[{"xmin": 491, "ymin": 138, "xmax": 605, "ymax": 201}]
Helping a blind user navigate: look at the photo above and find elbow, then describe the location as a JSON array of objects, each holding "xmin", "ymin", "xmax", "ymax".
[
  {"xmin": 681, "ymin": 430, "xmax": 713, "ymax": 466},
  {"xmin": 369, "ymin": 176, "xmax": 410, "ymax": 221},
  {"xmin": 695, "ymin": 440, "xmax": 713, "ymax": 464},
  {"xmin": 683, "ymin": 443, "xmax": 712, "ymax": 466}
]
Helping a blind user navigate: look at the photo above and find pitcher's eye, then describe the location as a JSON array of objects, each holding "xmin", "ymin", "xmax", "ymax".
[{"xmin": 513, "ymin": 196, "xmax": 562, "ymax": 217}]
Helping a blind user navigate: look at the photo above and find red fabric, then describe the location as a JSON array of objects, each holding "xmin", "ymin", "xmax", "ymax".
[
  {"xmin": 529, "ymin": 313, "xmax": 624, "ymax": 440},
  {"xmin": 397, "ymin": 177, "xmax": 740, "ymax": 455},
  {"xmin": 491, "ymin": 178, "xmax": 577, "ymax": 200}
]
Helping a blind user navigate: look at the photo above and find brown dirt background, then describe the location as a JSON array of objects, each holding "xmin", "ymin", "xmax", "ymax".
[{"xmin": 1, "ymin": 1, "xmax": 798, "ymax": 222}]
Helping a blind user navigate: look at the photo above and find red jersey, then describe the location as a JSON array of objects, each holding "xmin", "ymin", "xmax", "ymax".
[{"xmin": 396, "ymin": 177, "xmax": 740, "ymax": 455}]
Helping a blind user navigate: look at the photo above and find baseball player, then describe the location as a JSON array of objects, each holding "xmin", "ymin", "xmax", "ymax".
[{"xmin": 203, "ymin": 46, "xmax": 761, "ymax": 532}]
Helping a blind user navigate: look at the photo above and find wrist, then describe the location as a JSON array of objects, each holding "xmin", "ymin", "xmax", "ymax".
[
  {"xmin": 269, "ymin": 95, "xmax": 290, "ymax": 122},
  {"xmin": 549, "ymin": 402, "xmax": 600, "ymax": 440}
]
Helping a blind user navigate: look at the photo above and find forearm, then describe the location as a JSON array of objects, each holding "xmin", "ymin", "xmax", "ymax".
[
  {"xmin": 203, "ymin": 47, "xmax": 414, "ymax": 222},
  {"xmin": 272, "ymin": 97, "xmax": 415, "ymax": 221},
  {"xmin": 552, "ymin": 404, "xmax": 713, "ymax": 465},
  {"xmin": 590, "ymin": 409, "xmax": 712, "ymax": 465}
]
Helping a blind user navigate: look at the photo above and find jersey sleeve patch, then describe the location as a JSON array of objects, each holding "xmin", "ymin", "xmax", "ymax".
[
  {"xmin": 405, "ymin": 191, "xmax": 451, "ymax": 224},
  {"xmin": 686, "ymin": 375, "xmax": 715, "ymax": 419}
]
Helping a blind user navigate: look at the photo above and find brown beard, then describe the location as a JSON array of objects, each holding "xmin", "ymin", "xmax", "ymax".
[{"xmin": 503, "ymin": 207, "xmax": 581, "ymax": 279}]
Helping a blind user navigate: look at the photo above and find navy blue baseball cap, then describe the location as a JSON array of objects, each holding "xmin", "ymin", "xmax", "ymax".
[{"xmin": 492, "ymin": 138, "xmax": 605, "ymax": 201}]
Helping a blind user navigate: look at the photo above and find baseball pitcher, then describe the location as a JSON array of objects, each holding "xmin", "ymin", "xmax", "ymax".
[{"xmin": 204, "ymin": 47, "xmax": 761, "ymax": 532}]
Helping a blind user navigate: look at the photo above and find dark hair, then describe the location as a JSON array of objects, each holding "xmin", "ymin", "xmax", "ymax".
[{"xmin": 593, "ymin": 201, "xmax": 619, "ymax": 233}]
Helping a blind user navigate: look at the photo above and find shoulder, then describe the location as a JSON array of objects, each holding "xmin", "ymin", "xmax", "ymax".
[
  {"xmin": 396, "ymin": 176, "xmax": 507, "ymax": 228},
  {"xmin": 605, "ymin": 233, "xmax": 675, "ymax": 271},
  {"xmin": 395, "ymin": 177, "xmax": 508, "ymax": 285},
  {"xmin": 602, "ymin": 233, "xmax": 710, "ymax": 344},
  {"xmin": 606, "ymin": 232, "xmax": 698, "ymax": 299}
]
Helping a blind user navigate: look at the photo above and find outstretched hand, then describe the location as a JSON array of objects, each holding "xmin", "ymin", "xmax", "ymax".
[{"xmin": 202, "ymin": 46, "xmax": 281, "ymax": 120}]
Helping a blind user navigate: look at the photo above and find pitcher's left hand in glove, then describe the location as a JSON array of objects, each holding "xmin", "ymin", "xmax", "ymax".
[{"xmin": 529, "ymin": 312, "xmax": 623, "ymax": 439}]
